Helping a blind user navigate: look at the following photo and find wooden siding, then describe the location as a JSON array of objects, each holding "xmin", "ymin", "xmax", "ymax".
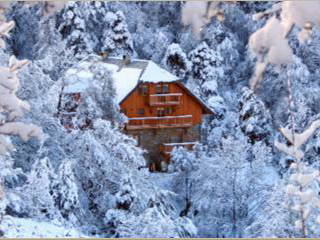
[{"xmin": 120, "ymin": 82, "xmax": 206, "ymax": 127}]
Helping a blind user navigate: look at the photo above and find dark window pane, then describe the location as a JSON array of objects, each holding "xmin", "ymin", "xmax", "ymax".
[
  {"xmin": 162, "ymin": 84, "xmax": 169, "ymax": 93},
  {"xmin": 156, "ymin": 84, "xmax": 162, "ymax": 94}
]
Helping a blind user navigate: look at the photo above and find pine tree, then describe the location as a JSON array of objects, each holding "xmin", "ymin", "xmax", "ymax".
[
  {"xmin": 162, "ymin": 43, "xmax": 191, "ymax": 78},
  {"xmin": 188, "ymin": 41, "xmax": 223, "ymax": 98},
  {"xmin": 51, "ymin": 159, "xmax": 80, "ymax": 225},
  {"xmin": 101, "ymin": 11, "xmax": 134, "ymax": 57},
  {"xmin": 239, "ymin": 87, "xmax": 273, "ymax": 145},
  {"xmin": 58, "ymin": 2, "xmax": 92, "ymax": 57}
]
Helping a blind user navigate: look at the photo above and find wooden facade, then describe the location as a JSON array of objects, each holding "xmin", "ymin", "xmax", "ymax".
[
  {"xmin": 120, "ymin": 82, "xmax": 211, "ymax": 130},
  {"xmin": 120, "ymin": 81, "xmax": 213, "ymax": 171}
]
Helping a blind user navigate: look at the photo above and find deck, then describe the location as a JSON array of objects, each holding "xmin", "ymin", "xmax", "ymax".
[{"xmin": 126, "ymin": 115, "xmax": 192, "ymax": 130}]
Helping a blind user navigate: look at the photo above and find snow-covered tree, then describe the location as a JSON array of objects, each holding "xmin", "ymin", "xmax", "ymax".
[
  {"xmin": 191, "ymin": 131, "xmax": 274, "ymax": 237},
  {"xmin": 239, "ymin": 87, "xmax": 273, "ymax": 144},
  {"xmin": 16, "ymin": 157, "xmax": 58, "ymax": 221},
  {"xmin": 103, "ymin": 175, "xmax": 137, "ymax": 237},
  {"xmin": 162, "ymin": 43, "xmax": 191, "ymax": 78},
  {"xmin": 101, "ymin": 11, "xmax": 134, "ymax": 57},
  {"xmin": 171, "ymin": 147, "xmax": 198, "ymax": 217},
  {"xmin": 115, "ymin": 190, "xmax": 197, "ymax": 238},
  {"xmin": 51, "ymin": 159, "xmax": 80, "ymax": 225},
  {"xmin": 245, "ymin": 183, "xmax": 296, "ymax": 237},
  {"xmin": 188, "ymin": 41, "xmax": 223, "ymax": 98},
  {"xmin": 0, "ymin": 13, "xmax": 43, "ymax": 233},
  {"xmin": 58, "ymin": 2, "xmax": 92, "ymax": 57},
  {"xmin": 71, "ymin": 119, "xmax": 147, "ymax": 228},
  {"xmin": 74, "ymin": 62, "xmax": 123, "ymax": 128},
  {"xmin": 59, "ymin": 60, "xmax": 124, "ymax": 130}
]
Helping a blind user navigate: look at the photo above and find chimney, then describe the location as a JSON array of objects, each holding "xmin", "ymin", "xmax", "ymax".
[
  {"xmin": 123, "ymin": 54, "xmax": 131, "ymax": 65},
  {"xmin": 99, "ymin": 51, "xmax": 109, "ymax": 60},
  {"xmin": 118, "ymin": 54, "xmax": 131, "ymax": 72}
]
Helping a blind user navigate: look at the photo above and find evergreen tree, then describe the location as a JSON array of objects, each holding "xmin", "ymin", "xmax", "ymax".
[
  {"xmin": 58, "ymin": 2, "xmax": 92, "ymax": 57},
  {"xmin": 239, "ymin": 87, "xmax": 273, "ymax": 145},
  {"xmin": 162, "ymin": 43, "xmax": 191, "ymax": 78},
  {"xmin": 101, "ymin": 11, "xmax": 134, "ymax": 57},
  {"xmin": 188, "ymin": 41, "xmax": 223, "ymax": 98}
]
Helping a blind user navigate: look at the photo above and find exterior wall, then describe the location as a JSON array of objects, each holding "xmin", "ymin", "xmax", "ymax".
[
  {"xmin": 120, "ymin": 82, "xmax": 209, "ymax": 171},
  {"xmin": 120, "ymin": 82, "xmax": 204, "ymax": 125},
  {"xmin": 126, "ymin": 124, "xmax": 200, "ymax": 171}
]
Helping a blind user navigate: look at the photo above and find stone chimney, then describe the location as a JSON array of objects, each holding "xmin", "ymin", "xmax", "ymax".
[
  {"xmin": 117, "ymin": 54, "xmax": 131, "ymax": 72},
  {"xmin": 123, "ymin": 54, "xmax": 131, "ymax": 65}
]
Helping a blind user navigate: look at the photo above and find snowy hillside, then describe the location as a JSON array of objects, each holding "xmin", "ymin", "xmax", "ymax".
[{"xmin": 1, "ymin": 1, "xmax": 320, "ymax": 238}]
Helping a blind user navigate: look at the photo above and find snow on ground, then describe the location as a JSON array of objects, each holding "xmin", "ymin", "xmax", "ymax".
[
  {"xmin": 147, "ymin": 171, "xmax": 179, "ymax": 192},
  {"xmin": 0, "ymin": 216, "xmax": 85, "ymax": 238}
]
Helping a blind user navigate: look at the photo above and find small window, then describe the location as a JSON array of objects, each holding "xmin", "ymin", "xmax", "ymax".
[
  {"xmin": 157, "ymin": 108, "xmax": 165, "ymax": 117},
  {"xmin": 162, "ymin": 84, "xmax": 169, "ymax": 93},
  {"xmin": 137, "ymin": 108, "xmax": 145, "ymax": 115},
  {"xmin": 156, "ymin": 84, "xmax": 162, "ymax": 94},
  {"xmin": 139, "ymin": 84, "xmax": 149, "ymax": 96}
]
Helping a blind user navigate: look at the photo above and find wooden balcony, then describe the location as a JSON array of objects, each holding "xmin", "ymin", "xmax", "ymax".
[
  {"xmin": 126, "ymin": 115, "xmax": 192, "ymax": 130},
  {"xmin": 149, "ymin": 93, "xmax": 182, "ymax": 106}
]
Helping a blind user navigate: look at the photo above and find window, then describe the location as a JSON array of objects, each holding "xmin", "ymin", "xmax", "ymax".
[
  {"xmin": 156, "ymin": 84, "xmax": 170, "ymax": 94},
  {"xmin": 139, "ymin": 84, "xmax": 149, "ymax": 96},
  {"xmin": 162, "ymin": 84, "xmax": 169, "ymax": 93},
  {"xmin": 137, "ymin": 108, "xmax": 145, "ymax": 115},
  {"xmin": 156, "ymin": 84, "xmax": 162, "ymax": 94},
  {"xmin": 157, "ymin": 108, "xmax": 165, "ymax": 117}
]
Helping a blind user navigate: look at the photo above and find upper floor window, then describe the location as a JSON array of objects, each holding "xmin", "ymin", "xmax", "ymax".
[
  {"xmin": 155, "ymin": 84, "xmax": 170, "ymax": 94},
  {"xmin": 156, "ymin": 84, "xmax": 162, "ymax": 94},
  {"xmin": 139, "ymin": 84, "xmax": 149, "ymax": 96},
  {"xmin": 162, "ymin": 84, "xmax": 169, "ymax": 93},
  {"xmin": 157, "ymin": 107, "xmax": 165, "ymax": 117}
]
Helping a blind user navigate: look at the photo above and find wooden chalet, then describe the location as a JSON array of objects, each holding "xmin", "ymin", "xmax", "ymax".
[{"xmin": 61, "ymin": 56, "xmax": 213, "ymax": 171}]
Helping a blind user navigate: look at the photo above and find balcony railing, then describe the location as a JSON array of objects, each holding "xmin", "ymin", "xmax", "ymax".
[
  {"xmin": 126, "ymin": 115, "xmax": 192, "ymax": 130},
  {"xmin": 149, "ymin": 93, "xmax": 182, "ymax": 106}
]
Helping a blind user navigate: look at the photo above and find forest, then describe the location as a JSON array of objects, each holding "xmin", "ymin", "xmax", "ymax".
[{"xmin": 0, "ymin": 1, "xmax": 320, "ymax": 237}]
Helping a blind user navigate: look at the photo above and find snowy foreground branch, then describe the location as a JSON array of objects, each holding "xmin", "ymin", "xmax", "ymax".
[
  {"xmin": 0, "ymin": 56, "xmax": 43, "ymax": 155},
  {"xmin": 275, "ymin": 75, "xmax": 320, "ymax": 236},
  {"xmin": 181, "ymin": 1, "xmax": 224, "ymax": 38},
  {"xmin": 0, "ymin": 2, "xmax": 66, "ymax": 155},
  {"xmin": 249, "ymin": 1, "xmax": 320, "ymax": 89}
]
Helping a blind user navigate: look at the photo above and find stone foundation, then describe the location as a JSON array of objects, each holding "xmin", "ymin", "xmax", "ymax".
[{"xmin": 125, "ymin": 125, "xmax": 200, "ymax": 171}]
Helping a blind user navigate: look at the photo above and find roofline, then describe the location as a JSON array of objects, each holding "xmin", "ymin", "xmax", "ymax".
[
  {"xmin": 118, "ymin": 83, "xmax": 139, "ymax": 105},
  {"xmin": 175, "ymin": 81, "xmax": 214, "ymax": 115},
  {"xmin": 119, "ymin": 80, "xmax": 214, "ymax": 115}
]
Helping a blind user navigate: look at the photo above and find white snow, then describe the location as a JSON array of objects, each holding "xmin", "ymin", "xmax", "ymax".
[
  {"xmin": 140, "ymin": 60, "xmax": 179, "ymax": 83},
  {"xmin": 0, "ymin": 216, "xmax": 85, "ymax": 238},
  {"xmin": 104, "ymin": 63, "xmax": 142, "ymax": 104},
  {"xmin": 64, "ymin": 69, "xmax": 93, "ymax": 94},
  {"xmin": 63, "ymin": 58, "xmax": 179, "ymax": 104}
]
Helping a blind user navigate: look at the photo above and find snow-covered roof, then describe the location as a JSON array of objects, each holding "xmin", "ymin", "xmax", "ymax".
[{"xmin": 63, "ymin": 57, "xmax": 179, "ymax": 104}]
